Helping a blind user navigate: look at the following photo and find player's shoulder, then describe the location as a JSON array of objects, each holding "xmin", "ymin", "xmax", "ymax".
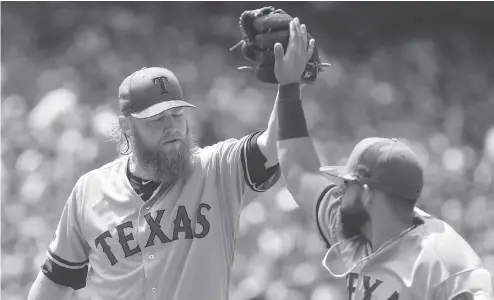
[
  {"xmin": 414, "ymin": 207, "xmax": 483, "ymax": 273},
  {"xmin": 197, "ymin": 136, "xmax": 248, "ymax": 163},
  {"xmin": 202, "ymin": 137, "xmax": 245, "ymax": 153},
  {"xmin": 316, "ymin": 183, "xmax": 343, "ymax": 213},
  {"xmin": 97, "ymin": 155, "xmax": 128, "ymax": 171},
  {"xmin": 88, "ymin": 156, "xmax": 126, "ymax": 175},
  {"xmin": 322, "ymin": 183, "xmax": 343, "ymax": 200},
  {"xmin": 75, "ymin": 156, "xmax": 128, "ymax": 189}
]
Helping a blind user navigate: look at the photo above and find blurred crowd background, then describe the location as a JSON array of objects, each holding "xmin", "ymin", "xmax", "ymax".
[{"xmin": 2, "ymin": 2, "xmax": 494, "ymax": 300}]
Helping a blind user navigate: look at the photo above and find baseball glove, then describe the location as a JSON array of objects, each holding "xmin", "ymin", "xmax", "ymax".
[{"xmin": 230, "ymin": 6, "xmax": 330, "ymax": 84}]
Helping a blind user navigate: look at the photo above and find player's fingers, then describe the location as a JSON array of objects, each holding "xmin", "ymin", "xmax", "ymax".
[
  {"xmin": 301, "ymin": 24, "xmax": 308, "ymax": 52},
  {"xmin": 293, "ymin": 17, "xmax": 300, "ymax": 31},
  {"xmin": 288, "ymin": 20, "xmax": 296, "ymax": 50},
  {"xmin": 306, "ymin": 39, "xmax": 315, "ymax": 62},
  {"xmin": 293, "ymin": 18, "xmax": 302, "ymax": 46},
  {"xmin": 274, "ymin": 42, "xmax": 285, "ymax": 64}
]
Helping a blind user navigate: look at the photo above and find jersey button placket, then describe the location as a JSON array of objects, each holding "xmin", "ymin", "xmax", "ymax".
[{"xmin": 139, "ymin": 205, "xmax": 154, "ymax": 299}]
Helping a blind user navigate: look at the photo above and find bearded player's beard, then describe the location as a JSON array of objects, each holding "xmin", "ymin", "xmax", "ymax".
[
  {"xmin": 132, "ymin": 128, "xmax": 196, "ymax": 183},
  {"xmin": 339, "ymin": 198, "xmax": 370, "ymax": 239}
]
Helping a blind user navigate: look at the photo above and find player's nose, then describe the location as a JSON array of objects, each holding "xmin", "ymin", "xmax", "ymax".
[{"xmin": 159, "ymin": 114, "xmax": 178, "ymax": 131}]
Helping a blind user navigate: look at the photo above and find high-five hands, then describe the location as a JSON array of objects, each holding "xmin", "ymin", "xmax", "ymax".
[
  {"xmin": 231, "ymin": 7, "xmax": 329, "ymax": 84},
  {"xmin": 274, "ymin": 18, "xmax": 316, "ymax": 86}
]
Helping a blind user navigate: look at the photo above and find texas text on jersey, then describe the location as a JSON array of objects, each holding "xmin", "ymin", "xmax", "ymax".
[
  {"xmin": 41, "ymin": 131, "xmax": 280, "ymax": 300},
  {"xmin": 315, "ymin": 185, "xmax": 494, "ymax": 300}
]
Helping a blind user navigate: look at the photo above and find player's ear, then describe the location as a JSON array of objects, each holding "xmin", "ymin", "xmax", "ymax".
[
  {"xmin": 362, "ymin": 184, "xmax": 374, "ymax": 206},
  {"xmin": 118, "ymin": 115, "xmax": 132, "ymax": 136}
]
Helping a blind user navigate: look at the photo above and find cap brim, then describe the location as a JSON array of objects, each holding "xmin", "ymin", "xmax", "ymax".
[
  {"xmin": 131, "ymin": 100, "xmax": 196, "ymax": 119},
  {"xmin": 319, "ymin": 166, "xmax": 356, "ymax": 184}
]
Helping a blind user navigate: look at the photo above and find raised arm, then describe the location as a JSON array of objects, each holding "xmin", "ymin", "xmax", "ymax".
[
  {"xmin": 272, "ymin": 18, "xmax": 335, "ymax": 218},
  {"xmin": 276, "ymin": 84, "xmax": 334, "ymax": 217},
  {"xmin": 278, "ymin": 83, "xmax": 331, "ymax": 217},
  {"xmin": 256, "ymin": 94, "xmax": 279, "ymax": 169}
]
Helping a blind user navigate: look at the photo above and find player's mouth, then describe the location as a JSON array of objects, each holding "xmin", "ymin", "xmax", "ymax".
[{"xmin": 163, "ymin": 138, "xmax": 180, "ymax": 145}]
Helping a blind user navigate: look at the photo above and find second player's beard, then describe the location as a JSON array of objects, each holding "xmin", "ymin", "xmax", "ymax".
[
  {"xmin": 339, "ymin": 199, "xmax": 370, "ymax": 240},
  {"xmin": 132, "ymin": 129, "xmax": 196, "ymax": 183}
]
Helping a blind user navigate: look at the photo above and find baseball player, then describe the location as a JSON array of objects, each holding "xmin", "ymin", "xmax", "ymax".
[
  {"xmin": 275, "ymin": 18, "xmax": 494, "ymax": 300},
  {"xmin": 26, "ymin": 55, "xmax": 303, "ymax": 300}
]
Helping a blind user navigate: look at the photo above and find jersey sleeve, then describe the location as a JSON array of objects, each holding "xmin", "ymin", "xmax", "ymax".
[
  {"xmin": 213, "ymin": 130, "xmax": 281, "ymax": 209},
  {"xmin": 435, "ymin": 268, "xmax": 494, "ymax": 300},
  {"xmin": 41, "ymin": 177, "xmax": 90, "ymax": 290},
  {"xmin": 239, "ymin": 130, "xmax": 281, "ymax": 194},
  {"xmin": 314, "ymin": 184, "xmax": 343, "ymax": 249}
]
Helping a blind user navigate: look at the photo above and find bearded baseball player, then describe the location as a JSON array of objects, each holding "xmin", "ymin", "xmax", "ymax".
[
  {"xmin": 275, "ymin": 19, "xmax": 494, "ymax": 300},
  {"xmin": 26, "ymin": 19, "xmax": 313, "ymax": 299}
]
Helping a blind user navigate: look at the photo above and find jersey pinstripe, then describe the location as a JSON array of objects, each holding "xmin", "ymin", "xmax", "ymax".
[
  {"xmin": 314, "ymin": 185, "xmax": 494, "ymax": 300},
  {"xmin": 42, "ymin": 133, "xmax": 280, "ymax": 300}
]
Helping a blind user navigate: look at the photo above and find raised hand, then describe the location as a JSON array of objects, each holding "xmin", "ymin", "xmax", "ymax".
[{"xmin": 273, "ymin": 17, "xmax": 315, "ymax": 86}]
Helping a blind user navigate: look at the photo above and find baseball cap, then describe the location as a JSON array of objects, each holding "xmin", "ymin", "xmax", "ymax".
[
  {"xmin": 119, "ymin": 67, "xmax": 196, "ymax": 119},
  {"xmin": 320, "ymin": 137, "xmax": 424, "ymax": 203}
]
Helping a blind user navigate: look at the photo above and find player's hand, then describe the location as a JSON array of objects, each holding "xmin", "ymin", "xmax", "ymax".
[{"xmin": 273, "ymin": 17, "xmax": 315, "ymax": 86}]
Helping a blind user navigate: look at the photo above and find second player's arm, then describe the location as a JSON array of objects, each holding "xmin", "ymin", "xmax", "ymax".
[
  {"xmin": 256, "ymin": 89, "xmax": 280, "ymax": 169},
  {"xmin": 276, "ymin": 83, "xmax": 334, "ymax": 218}
]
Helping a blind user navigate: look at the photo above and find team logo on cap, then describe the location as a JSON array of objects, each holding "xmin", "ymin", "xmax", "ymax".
[{"xmin": 153, "ymin": 76, "xmax": 170, "ymax": 95}]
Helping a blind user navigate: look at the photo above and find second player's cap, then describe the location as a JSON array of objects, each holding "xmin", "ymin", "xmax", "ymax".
[
  {"xmin": 119, "ymin": 67, "xmax": 196, "ymax": 119},
  {"xmin": 320, "ymin": 137, "xmax": 424, "ymax": 203}
]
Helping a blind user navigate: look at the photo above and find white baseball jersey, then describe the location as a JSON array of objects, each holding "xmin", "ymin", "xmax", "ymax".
[
  {"xmin": 315, "ymin": 185, "xmax": 494, "ymax": 300},
  {"xmin": 41, "ymin": 132, "xmax": 280, "ymax": 300}
]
